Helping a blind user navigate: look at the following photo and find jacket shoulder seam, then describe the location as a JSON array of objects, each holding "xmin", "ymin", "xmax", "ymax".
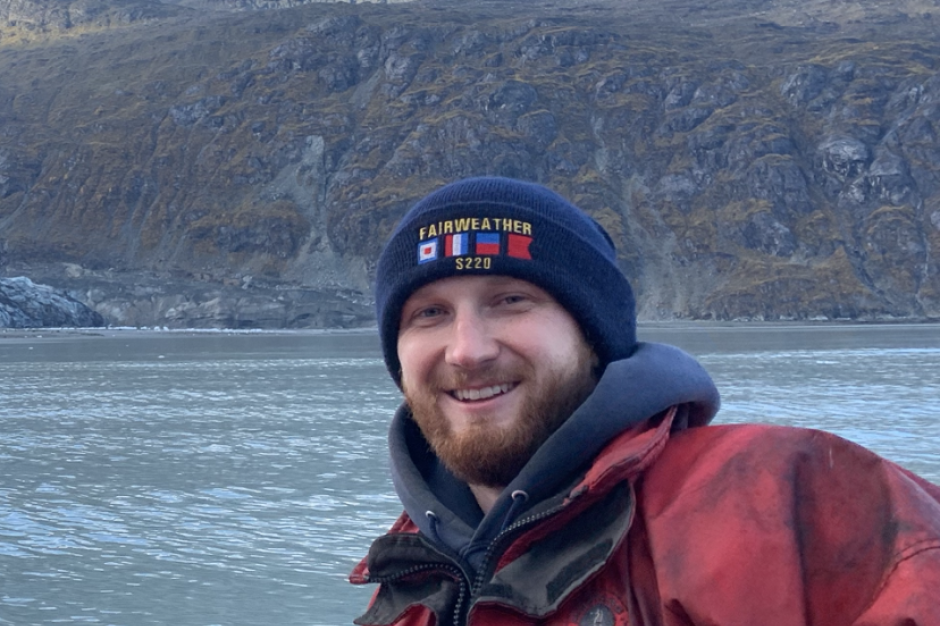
[{"xmin": 860, "ymin": 539, "xmax": 940, "ymax": 616}]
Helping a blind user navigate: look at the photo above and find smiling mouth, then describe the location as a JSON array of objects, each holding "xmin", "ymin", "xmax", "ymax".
[{"xmin": 450, "ymin": 383, "xmax": 516, "ymax": 402}]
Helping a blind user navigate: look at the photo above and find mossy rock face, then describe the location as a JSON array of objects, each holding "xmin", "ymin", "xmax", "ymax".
[{"xmin": 1, "ymin": 0, "xmax": 940, "ymax": 327}]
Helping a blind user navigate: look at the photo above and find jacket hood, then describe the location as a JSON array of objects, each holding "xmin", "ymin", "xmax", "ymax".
[{"xmin": 387, "ymin": 341, "xmax": 720, "ymax": 571}]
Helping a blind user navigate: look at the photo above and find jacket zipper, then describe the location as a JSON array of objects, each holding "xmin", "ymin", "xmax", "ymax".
[{"xmin": 452, "ymin": 502, "xmax": 570, "ymax": 625}]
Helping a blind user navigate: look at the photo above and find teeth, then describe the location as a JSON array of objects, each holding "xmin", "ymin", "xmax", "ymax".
[{"xmin": 454, "ymin": 384, "xmax": 512, "ymax": 401}]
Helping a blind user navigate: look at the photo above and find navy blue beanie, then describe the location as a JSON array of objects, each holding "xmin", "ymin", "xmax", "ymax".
[{"xmin": 375, "ymin": 176, "xmax": 637, "ymax": 383}]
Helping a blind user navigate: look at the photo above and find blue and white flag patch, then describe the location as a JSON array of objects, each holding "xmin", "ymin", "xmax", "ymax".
[{"xmin": 417, "ymin": 238, "xmax": 439, "ymax": 264}]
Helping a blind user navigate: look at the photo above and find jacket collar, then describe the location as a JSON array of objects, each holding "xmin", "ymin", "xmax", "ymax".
[
  {"xmin": 570, "ymin": 405, "xmax": 679, "ymax": 502},
  {"xmin": 350, "ymin": 405, "xmax": 678, "ymax": 587}
]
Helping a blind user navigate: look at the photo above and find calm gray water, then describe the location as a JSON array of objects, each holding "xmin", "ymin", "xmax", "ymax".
[{"xmin": 1, "ymin": 324, "xmax": 938, "ymax": 626}]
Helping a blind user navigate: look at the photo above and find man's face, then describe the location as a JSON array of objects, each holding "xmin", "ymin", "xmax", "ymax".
[{"xmin": 397, "ymin": 275, "xmax": 598, "ymax": 488}]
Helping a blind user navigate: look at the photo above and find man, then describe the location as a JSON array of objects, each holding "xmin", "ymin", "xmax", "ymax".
[{"xmin": 350, "ymin": 176, "xmax": 940, "ymax": 625}]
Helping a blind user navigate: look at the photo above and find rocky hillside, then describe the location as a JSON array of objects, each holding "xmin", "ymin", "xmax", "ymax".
[{"xmin": 1, "ymin": 0, "xmax": 939, "ymax": 327}]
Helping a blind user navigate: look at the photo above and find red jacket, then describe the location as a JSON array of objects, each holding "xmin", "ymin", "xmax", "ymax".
[{"xmin": 350, "ymin": 408, "xmax": 940, "ymax": 625}]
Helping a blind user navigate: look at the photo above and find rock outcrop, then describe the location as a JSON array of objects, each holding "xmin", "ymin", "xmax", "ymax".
[
  {"xmin": 52, "ymin": 266, "xmax": 373, "ymax": 329},
  {"xmin": 1, "ymin": 0, "xmax": 939, "ymax": 327},
  {"xmin": 0, "ymin": 277, "xmax": 105, "ymax": 328}
]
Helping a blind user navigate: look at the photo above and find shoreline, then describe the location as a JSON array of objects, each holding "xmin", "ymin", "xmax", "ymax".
[
  {"xmin": 2, "ymin": 318, "xmax": 939, "ymax": 342},
  {"xmin": 0, "ymin": 326, "xmax": 381, "ymax": 342}
]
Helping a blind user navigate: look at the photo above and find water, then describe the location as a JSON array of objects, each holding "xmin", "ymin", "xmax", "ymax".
[{"xmin": 1, "ymin": 324, "xmax": 938, "ymax": 625}]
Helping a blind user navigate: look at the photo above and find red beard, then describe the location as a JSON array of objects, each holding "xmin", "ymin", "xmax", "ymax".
[{"xmin": 403, "ymin": 344, "xmax": 597, "ymax": 488}]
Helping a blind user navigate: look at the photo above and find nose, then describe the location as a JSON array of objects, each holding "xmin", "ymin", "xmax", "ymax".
[{"xmin": 445, "ymin": 307, "xmax": 499, "ymax": 370}]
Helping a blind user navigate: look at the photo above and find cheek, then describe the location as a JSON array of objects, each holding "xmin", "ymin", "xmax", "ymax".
[
  {"xmin": 517, "ymin": 319, "xmax": 587, "ymax": 368},
  {"xmin": 398, "ymin": 336, "xmax": 437, "ymax": 386}
]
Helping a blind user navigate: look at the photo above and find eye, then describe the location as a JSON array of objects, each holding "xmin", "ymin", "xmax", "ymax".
[
  {"xmin": 416, "ymin": 305, "xmax": 445, "ymax": 319},
  {"xmin": 494, "ymin": 292, "xmax": 535, "ymax": 309},
  {"xmin": 401, "ymin": 303, "xmax": 448, "ymax": 330}
]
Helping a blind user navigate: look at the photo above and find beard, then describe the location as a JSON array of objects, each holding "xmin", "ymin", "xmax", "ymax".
[{"xmin": 402, "ymin": 344, "xmax": 598, "ymax": 489}]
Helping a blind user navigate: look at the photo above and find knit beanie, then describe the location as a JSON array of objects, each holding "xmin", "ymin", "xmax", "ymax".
[{"xmin": 375, "ymin": 176, "xmax": 637, "ymax": 384}]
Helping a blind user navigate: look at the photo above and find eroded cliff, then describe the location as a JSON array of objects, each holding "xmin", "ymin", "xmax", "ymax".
[{"xmin": 1, "ymin": 0, "xmax": 938, "ymax": 327}]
